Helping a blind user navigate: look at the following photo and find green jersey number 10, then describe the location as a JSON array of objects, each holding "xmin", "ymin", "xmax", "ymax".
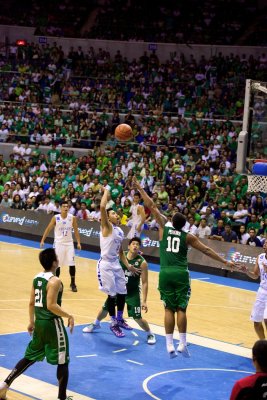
[{"xmin": 166, "ymin": 236, "xmax": 180, "ymax": 253}]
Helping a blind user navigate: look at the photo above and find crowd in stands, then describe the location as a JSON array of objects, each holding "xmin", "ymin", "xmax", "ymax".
[
  {"xmin": 86, "ymin": 0, "xmax": 262, "ymax": 45},
  {"xmin": 0, "ymin": 41, "xmax": 266, "ymax": 125},
  {"xmin": 0, "ymin": 0, "xmax": 91, "ymax": 38},
  {"xmin": 0, "ymin": 0, "xmax": 265, "ymax": 46},
  {"xmin": 0, "ymin": 132, "xmax": 266, "ymax": 247},
  {"xmin": 0, "ymin": 41, "xmax": 266, "ymax": 247}
]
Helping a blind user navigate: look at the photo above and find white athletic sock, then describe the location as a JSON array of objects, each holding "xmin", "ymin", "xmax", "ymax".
[
  {"xmin": 166, "ymin": 333, "xmax": 174, "ymax": 349},
  {"xmin": 94, "ymin": 319, "xmax": 100, "ymax": 325},
  {"xmin": 179, "ymin": 333, "xmax": 187, "ymax": 345}
]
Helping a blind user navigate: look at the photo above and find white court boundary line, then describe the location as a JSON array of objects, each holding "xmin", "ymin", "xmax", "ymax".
[
  {"xmin": 143, "ymin": 368, "xmax": 253, "ymax": 400},
  {"xmin": 0, "ymin": 322, "xmax": 252, "ymax": 399},
  {"xmin": 0, "ymin": 366, "xmax": 95, "ymax": 400},
  {"xmin": 128, "ymin": 320, "xmax": 252, "ymax": 358}
]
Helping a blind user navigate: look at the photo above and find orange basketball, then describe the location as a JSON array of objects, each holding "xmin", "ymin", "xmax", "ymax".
[{"xmin": 115, "ymin": 123, "xmax": 133, "ymax": 141}]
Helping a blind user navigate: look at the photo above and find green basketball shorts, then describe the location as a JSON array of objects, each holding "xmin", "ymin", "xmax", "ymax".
[
  {"xmin": 25, "ymin": 317, "xmax": 69, "ymax": 365},
  {"xmin": 103, "ymin": 291, "xmax": 142, "ymax": 319},
  {"xmin": 158, "ymin": 267, "xmax": 191, "ymax": 312}
]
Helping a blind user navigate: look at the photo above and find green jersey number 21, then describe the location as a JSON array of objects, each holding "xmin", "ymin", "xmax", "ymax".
[
  {"xmin": 34, "ymin": 289, "xmax": 43, "ymax": 307},
  {"xmin": 166, "ymin": 236, "xmax": 180, "ymax": 253}
]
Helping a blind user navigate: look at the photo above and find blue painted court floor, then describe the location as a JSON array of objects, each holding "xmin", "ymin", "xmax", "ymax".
[{"xmin": 0, "ymin": 323, "xmax": 253, "ymax": 400}]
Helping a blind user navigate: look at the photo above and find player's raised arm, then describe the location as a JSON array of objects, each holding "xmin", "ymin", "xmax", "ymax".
[
  {"xmin": 40, "ymin": 216, "xmax": 56, "ymax": 247},
  {"xmin": 72, "ymin": 216, "xmax": 81, "ymax": 250},
  {"xmin": 100, "ymin": 188, "xmax": 112, "ymax": 235},
  {"xmin": 133, "ymin": 176, "xmax": 167, "ymax": 232},
  {"xmin": 187, "ymin": 233, "xmax": 235, "ymax": 270}
]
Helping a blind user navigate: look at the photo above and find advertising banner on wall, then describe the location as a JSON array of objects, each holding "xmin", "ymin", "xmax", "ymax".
[{"xmin": 0, "ymin": 208, "xmax": 260, "ymax": 271}]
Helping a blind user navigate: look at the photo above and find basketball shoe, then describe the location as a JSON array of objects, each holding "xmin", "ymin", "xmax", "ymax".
[
  {"xmin": 82, "ymin": 323, "xmax": 101, "ymax": 333},
  {"xmin": 177, "ymin": 343, "xmax": 190, "ymax": 358},
  {"xmin": 117, "ymin": 319, "xmax": 133, "ymax": 330},
  {"xmin": 0, "ymin": 381, "xmax": 8, "ymax": 399}
]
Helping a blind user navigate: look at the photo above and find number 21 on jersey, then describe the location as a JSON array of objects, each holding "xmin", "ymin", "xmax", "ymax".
[
  {"xmin": 166, "ymin": 236, "xmax": 180, "ymax": 253},
  {"xmin": 35, "ymin": 288, "xmax": 43, "ymax": 307}
]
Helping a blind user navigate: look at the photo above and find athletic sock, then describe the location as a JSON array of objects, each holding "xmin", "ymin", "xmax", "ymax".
[
  {"xmin": 117, "ymin": 311, "xmax": 123, "ymax": 321},
  {"xmin": 5, "ymin": 358, "xmax": 34, "ymax": 386},
  {"xmin": 166, "ymin": 333, "xmax": 174, "ymax": 349},
  {"xmin": 57, "ymin": 363, "xmax": 68, "ymax": 400},
  {"xmin": 94, "ymin": 319, "xmax": 100, "ymax": 325},
  {"xmin": 69, "ymin": 266, "xmax": 75, "ymax": 284},
  {"xmin": 179, "ymin": 333, "xmax": 187, "ymax": 345},
  {"xmin": 110, "ymin": 317, "xmax": 117, "ymax": 326}
]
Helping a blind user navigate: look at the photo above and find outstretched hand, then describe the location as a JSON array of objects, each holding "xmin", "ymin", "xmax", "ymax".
[
  {"xmin": 127, "ymin": 264, "xmax": 142, "ymax": 276},
  {"xmin": 132, "ymin": 176, "xmax": 141, "ymax": 190}
]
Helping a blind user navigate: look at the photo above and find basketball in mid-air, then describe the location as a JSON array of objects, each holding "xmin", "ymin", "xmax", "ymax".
[{"xmin": 115, "ymin": 123, "xmax": 133, "ymax": 141}]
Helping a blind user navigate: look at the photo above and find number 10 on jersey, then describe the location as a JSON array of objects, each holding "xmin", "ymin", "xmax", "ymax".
[{"xmin": 166, "ymin": 236, "xmax": 180, "ymax": 253}]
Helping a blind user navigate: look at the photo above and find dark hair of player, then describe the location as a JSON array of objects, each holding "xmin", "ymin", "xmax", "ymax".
[
  {"xmin": 252, "ymin": 340, "xmax": 267, "ymax": 371},
  {"xmin": 129, "ymin": 237, "xmax": 141, "ymax": 246},
  {"xmin": 172, "ymin": 212, "xmax": 186, "ymax": 230},
  {"xmin": 39, "ymin": 248, "xmax": 58, "ymax": 271}
]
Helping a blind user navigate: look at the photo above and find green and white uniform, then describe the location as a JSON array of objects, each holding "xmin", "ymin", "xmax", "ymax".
[
  {"xmin": 25, "ymin": 272, "xmax": 69, "ymax": 365},
  {"xmin": 158, "ymin": 221, "xmax": 191, "ymax": 312},
  {"xmin": 103, "ymin": 252, "xmax": 145, "ymax": 319}
]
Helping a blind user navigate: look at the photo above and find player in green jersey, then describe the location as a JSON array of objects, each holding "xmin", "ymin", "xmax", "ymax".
[
  {"xmin": 83, "ymin": 237, "xmax": 156, "ymax": 344},
  {"xmin": 133, "ymin": 176, "xmax": 236, "ymax": 358},
  {"xmin": 0, "ymin": 248, "xmax": 74, "ymax": 400}
]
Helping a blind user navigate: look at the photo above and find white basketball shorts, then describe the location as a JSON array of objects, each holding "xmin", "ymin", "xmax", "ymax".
[
  {"xmin": 127, "ymin": 224, "xmax": 143, "ymax": 239},
  {"xmin": 250, "ymin": 287, "xmax": 267, "ymax": 322},
  {"xmin": 54, "ymin": 244, "xmax": 75, "ymax": 267},
  {"xmin": 97, "ymin": 258, "xmax": 127, "ymax": 297}
]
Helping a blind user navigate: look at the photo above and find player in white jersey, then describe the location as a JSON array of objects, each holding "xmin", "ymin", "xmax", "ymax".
[
  {"xmin": 40, "ymin": 201, "xmax": 81, "ymax": 292},
  {"xmin": 98, "ymin": 188, "xmax": 141, "ymax": 337},
  {"xmin": 242, "ymin": 242, "xmax": 267, "ymax": 339},
  {"xmin": 127, "ymin": 192, "xmax": 146, "ymax": 239}
]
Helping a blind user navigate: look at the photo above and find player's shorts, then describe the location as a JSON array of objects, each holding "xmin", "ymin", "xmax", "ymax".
[
  {"xmin": 126, "ymin": 223, "xmax": 143, "ymax": 239},
  {"xmin": 25, "ymin": 317, "xmax": 69, "ymax": 365},
  {"xmin": 54, "ymin": 243, "xmax": 75, "ymax": 268},
  {"xmin": 103, "ymin": 291, "xmax": 142, "ymax": 319},
  {"xmin": 97, "ymin": 258, "xmax": 127, "ymax": 297},
  {"xmin": 158, "ymin": 267, "xmax": 191, "ymax": 312},
  {"xmin": 250, "ymin": 287, "xmax": 267, "ymax": 322}
]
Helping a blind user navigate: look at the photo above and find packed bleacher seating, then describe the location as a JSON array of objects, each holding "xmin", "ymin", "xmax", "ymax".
[
  {"xmin": 0, "ymin": 0, "xmax": 92, "ymax": 38},
  {"xmin": 0, "ymin": 30, "xmax": 266, "ymax": 246},
  {"xmin": 0, "ymin": 0, "xmax": 266, "ymax": 45}
]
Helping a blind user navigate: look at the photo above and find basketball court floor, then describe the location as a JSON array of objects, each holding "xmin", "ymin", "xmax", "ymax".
[{"xmin": 0, "ymin": 235, "xmax": 260, "ymax": 400}]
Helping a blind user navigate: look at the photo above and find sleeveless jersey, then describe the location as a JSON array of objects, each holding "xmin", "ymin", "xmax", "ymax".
[
  {"xmin": 130, "ymin": 204, "xmax": 142, "ymax": 225},
  {"xmin": 258, "ymin": 253, "xmax": 267, "ymax": 290},
  {"xmin": 160, "ymin": 221, "xmax": 188, "ymax": 269},
  {"xmin": 33, "ymin": 271, "xmax": 63, "ymax": 320},
  {"xmin": 100, "ymin": 224, "xmax": 124, "ymax": 261},
  {"xmin": 54, "ymin": 214, "xmax": 74, "ymax": 245},
  {"xmin": 120, "ymin": 251, "xmax": 144, "ymax": 294}
]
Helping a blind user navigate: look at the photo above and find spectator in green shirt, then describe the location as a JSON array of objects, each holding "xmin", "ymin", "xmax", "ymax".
[
  {"xmin": 110, "ymin": 178, "xmax": 123, "ymax": 201},
  {"xmin": 247, "ymin": 214, "xmax": 261, "ymax": 233},
  {"xmin": 47, "ymin": 144, "xmax": 60, "ymax": 164}
]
